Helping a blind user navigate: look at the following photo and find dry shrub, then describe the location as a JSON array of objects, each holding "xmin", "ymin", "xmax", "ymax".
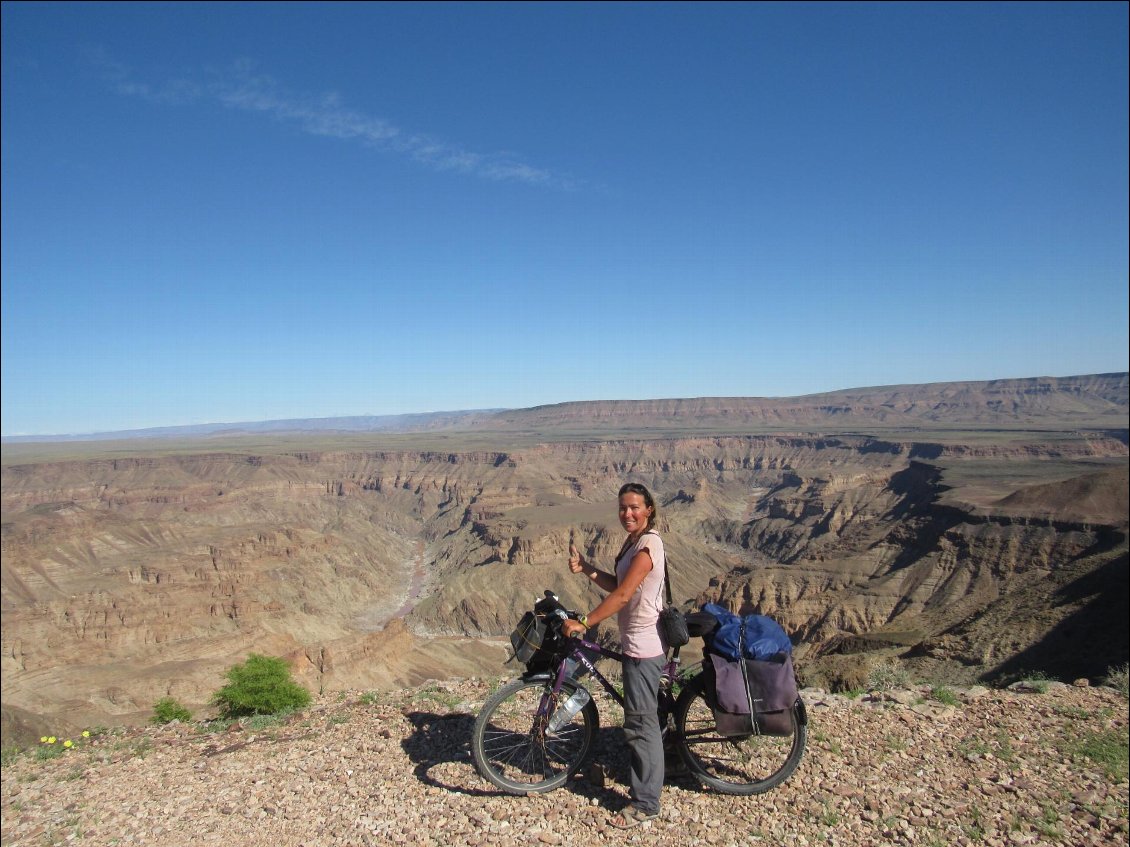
[
  {"xmin": 1105, "ymin": 663, "xmax": 1129, "ymax": 698},
  {"xmin": 802, "ymin": 654, "xmax": 872, "ymax": 694},
  {"xmin": 868, "ymin": 657, "xmax": 914, "ymax": 691}
]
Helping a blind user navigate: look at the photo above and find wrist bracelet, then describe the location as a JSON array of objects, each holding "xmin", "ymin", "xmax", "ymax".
[{"xmin": 577, "ymin": 614, "xmax": 588, "ymax": 628}]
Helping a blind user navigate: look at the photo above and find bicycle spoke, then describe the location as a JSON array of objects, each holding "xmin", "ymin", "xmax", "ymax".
[
  {"xmin": 472, "ymin": 678, "xmax": 598, "ymax": 794},
  {"xmin": 674, "ymin": 675, "xmax": 806, "ymax": 795}
]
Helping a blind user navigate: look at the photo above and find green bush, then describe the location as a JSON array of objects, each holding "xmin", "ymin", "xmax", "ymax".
[
  {"xmin": 930, "ymin": 686, "xmax": 959, "ymax": 706},
  {"xmin": 1074, "ymin": 727, "xmax": 1130, "ymax": 782},
  {"xmin": 35, "ymin": 742, "xmax": 65, "ymax": 761},
  {"xmin": 151, "ymin": 696, "xmax": 192, "ymax": 725},
  {"xmin": 998, "ymin": 668, "xmax": 1056, "ymax": 692},
  {"xmin": 211, "ymin": 653, "xmax": 311, "ymax": 718},
  {"xmin": 1023, "ymin": 671, "xmax": 1053, "ymax": 694}
]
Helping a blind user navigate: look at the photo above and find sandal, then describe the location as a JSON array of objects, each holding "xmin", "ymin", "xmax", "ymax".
[{"xmin": 609, "ymin": 805, "xmax": 659, "ymax": 829}]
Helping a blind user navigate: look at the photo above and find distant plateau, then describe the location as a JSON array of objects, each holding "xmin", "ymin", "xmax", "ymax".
[{"xmin": 2, "ymin": 372, "xmax": 1127, "ymax": 745}]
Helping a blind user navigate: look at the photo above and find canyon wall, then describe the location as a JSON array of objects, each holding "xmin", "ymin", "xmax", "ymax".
[{"xmin": 3, "ymin": 374, "xmax": 1127, "ymax": 740}]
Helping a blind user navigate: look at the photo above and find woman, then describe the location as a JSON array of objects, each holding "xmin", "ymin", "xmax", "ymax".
[{"xmin": 561, "ymin": 482, "xmax": 667, "ymax": 829}]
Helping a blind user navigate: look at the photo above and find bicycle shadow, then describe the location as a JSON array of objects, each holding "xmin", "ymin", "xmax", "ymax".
[
  {"xmin": 400, "ymin": 711, "xmax": 699, "ymax": 807},
  {"xmin": 400, "ymin": 711, "xmax": 506, "ymax": 797}
]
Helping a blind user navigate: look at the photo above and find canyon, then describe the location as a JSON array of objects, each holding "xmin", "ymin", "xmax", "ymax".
[{"xmin": 2, "ymin": 373, "xmax": 1127, "ymax": 744}]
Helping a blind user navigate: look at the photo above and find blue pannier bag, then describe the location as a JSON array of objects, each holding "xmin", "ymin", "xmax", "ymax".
[{"xmin": 701, "ymin": 603, "xmax": 792, "ymax": 661}]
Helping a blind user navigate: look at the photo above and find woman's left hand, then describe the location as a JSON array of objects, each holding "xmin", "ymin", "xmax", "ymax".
[
  {"xmin": 568, "ymin": 542, "xmax": 585, "ymax": 574},
  {"xmin": 561, "ymin": 619, "xmax": 586, "ymax": 639}
]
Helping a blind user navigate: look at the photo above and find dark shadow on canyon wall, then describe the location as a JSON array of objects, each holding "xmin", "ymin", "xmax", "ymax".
[
  {"xmin": 988, "ymin": 549, "xmax": 1129, "ymax": 685},
  {"xmin": 879, "ymin": 462, "xmax": 967, "ymax": 574}
]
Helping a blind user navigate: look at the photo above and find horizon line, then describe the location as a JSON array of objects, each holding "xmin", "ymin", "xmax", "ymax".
[{"xmin": 3, "ymin": 370, "xmax": 1126, "ymax": 442}]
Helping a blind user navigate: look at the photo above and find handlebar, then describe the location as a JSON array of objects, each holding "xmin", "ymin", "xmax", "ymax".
[
  {"xmin": 532, "ymin": 589, "xmax": 583, "ymax": 636},
  {"xmin": 523, "ymin": 588, "xmax": 683, "ymax": 660}
]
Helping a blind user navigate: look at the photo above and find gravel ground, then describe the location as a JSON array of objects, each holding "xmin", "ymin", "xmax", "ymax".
[{"xmin": 2, "ymin": 678, "xmax": 1127, "ymax": 847}]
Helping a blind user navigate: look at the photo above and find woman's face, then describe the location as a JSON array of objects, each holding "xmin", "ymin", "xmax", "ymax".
[{"xmin": 618, "ymin": 492, "xmax": 653, "ymax": 536}]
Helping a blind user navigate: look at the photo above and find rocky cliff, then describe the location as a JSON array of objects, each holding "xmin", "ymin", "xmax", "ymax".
[{"xmin": 2, "ymin": 376, "xmax": 1127, "ymax": 739}]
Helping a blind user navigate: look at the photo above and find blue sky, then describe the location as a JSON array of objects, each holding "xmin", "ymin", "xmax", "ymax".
[{"xmin": 2, "ymin": 2, "xmax": 1127, "ymax": 436}]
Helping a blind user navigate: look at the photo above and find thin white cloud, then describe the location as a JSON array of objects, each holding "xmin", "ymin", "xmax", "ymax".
[
  {"xmin": 211, "ymin": 62, "xmax": 401, "ymax": 144},
  {"xmin": 92, "ymin": 52, "xmax": 576, "ymax": 190},
  {"xmin": 87, "ymin": 47, "xmax": 203, "ymax": 104}
]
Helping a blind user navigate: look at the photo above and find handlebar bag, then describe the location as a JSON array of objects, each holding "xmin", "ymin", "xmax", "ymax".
[{"xmin": 510, "ymin": 611, "xmax": 547, "ymax": 665}]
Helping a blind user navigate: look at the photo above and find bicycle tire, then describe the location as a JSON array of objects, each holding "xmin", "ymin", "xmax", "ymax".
[
  {"xmin": 673, "ymin": 674, "xmax": 806, "ymax": 795},
  {"xmin": 471, "ymin": 676, "xmax": 599, "ymax": 794}
]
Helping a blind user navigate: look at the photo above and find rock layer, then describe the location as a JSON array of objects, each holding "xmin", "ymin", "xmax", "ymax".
[{"xmin": 2, "ymin": 375, "xmax": 1128, "ymax": 737}]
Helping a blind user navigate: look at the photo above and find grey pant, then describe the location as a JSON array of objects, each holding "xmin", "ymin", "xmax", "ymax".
[{"xmin": 621, "ymin": 654, "xmax": 665, "ymax": 814}]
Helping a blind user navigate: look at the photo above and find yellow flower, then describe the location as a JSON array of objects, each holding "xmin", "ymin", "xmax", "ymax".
[
  {"xmin": 63, "ymin": 739, "xmax": 73, "ymax": 748},
  {"xmin": 82, "ymin": 730, "xmax": 91, "ymax": 738},
  {"xmin": 40, "ymin": 736, "xmax": 48, "ymax": 743},
  {"xmin": 47, "ymin": 736, "xmax": 57, "ymax": 744}
]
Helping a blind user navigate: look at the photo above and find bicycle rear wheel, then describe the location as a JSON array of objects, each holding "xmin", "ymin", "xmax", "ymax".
[
  {"xmin": 673, "ymin": 674, "xmax": 806, "ymax": 795},
  {"xmin": 471, "ymin": 677, "xmax": 598, "ymax": 794}
]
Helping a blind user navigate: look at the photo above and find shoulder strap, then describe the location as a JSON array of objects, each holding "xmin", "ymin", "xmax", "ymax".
[
  {"xmin": 641, "ymin": 530, "xmax": 673, "ymax": 604},
  {"xmin": 639, "ymin": 531, "xmax": 673, "ymax": 605},
  {"xmin": 614, "ymin": 536, "xmax": 634, "ymax": 563},
  {"xmin": 616, "ymin": 529, "xmax": 657, "ymax": 563}
]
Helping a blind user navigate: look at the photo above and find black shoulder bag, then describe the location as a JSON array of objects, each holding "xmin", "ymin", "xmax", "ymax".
[{"xmin": 658, "ymin": 550, "xmax": 690, "ymax": 649}]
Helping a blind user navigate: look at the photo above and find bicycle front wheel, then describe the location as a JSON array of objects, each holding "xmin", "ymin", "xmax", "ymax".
[
  {"xmin": 674, "ymin": 674, "xmax": 806, "ymax": 795},
  {"xmin": 471, "ymin": 677, "xmax": 599, "ymax": 794}
]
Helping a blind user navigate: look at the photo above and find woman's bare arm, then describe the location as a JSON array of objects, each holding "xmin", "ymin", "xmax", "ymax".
[{"xmin": 564, "ymin": 549, "xmax": 653, "ymax": 637}]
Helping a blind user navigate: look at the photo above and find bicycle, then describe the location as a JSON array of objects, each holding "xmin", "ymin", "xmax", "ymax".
[{"xmin": 471, "ymin": 590, "xmax": 807, "ymax": 796}]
